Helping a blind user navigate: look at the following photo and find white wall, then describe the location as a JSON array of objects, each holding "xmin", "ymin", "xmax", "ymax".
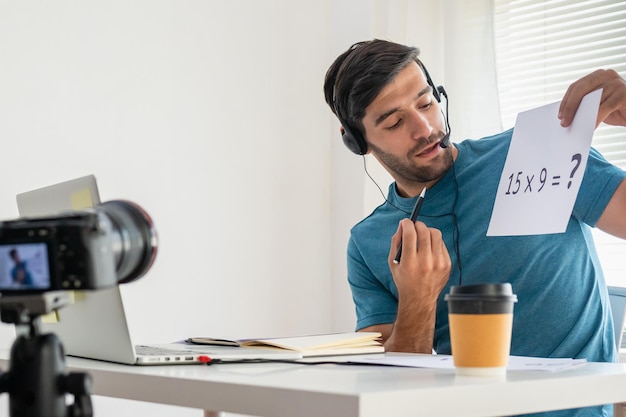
[
  {"xmin": 328, "ymin": 0, "xmax": 373, "ymax": 336},
  {"xmin": 0, "ymin": 1, "xmax": 371, "ymax": 415}
]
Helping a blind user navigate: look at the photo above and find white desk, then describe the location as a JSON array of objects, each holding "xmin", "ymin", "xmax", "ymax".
[{"xmin": 3, "ymin": 352, "xmax": 626, "ymax": 417}]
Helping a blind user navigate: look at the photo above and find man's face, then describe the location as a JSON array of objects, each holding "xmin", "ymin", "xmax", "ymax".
[{"xmin": 361, "ymin": 62, "xmax": 454, "ymax": 196}]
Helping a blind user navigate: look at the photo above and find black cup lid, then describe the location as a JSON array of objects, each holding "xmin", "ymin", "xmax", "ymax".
[{"xmin": 444, "ymin": 283, "xmax": 517, "ymax": 302}]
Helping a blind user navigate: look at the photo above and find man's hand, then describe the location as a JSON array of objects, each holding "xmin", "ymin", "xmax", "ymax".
[
  {"xmin": 561, "ymin": 69, "xmax": 626, "ymax": 240},
  {"xmin": 382, "ymin": 219, "xmax": 451, "ymax": 353},
  {"xmin": 389, "ymin": 219, "xmax": 450, "ymax": 298},
  {"xmin": 559, "ymin": 69, "xmax": 626, "ymax": 128}
]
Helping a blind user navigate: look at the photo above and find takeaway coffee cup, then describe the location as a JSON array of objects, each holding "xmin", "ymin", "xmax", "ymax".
[{"xmin": 444, "ymin": 283, "xmax": 517, "ymax": 376}]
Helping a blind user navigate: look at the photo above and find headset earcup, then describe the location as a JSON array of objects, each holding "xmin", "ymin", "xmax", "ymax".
[{"xmin": 341, "ymin": 129, "xmax": 367, "ymax": 155}]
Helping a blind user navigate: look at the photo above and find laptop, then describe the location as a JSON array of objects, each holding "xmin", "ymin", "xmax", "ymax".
[{"xmin": 18, "ymin": 175, "xmax": 302, "ymax": 365}]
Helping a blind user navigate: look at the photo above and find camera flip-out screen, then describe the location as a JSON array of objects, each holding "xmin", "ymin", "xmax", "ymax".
[{"xmin": 0, "ymin": 242, "xmax": 51, "ymax": 291}]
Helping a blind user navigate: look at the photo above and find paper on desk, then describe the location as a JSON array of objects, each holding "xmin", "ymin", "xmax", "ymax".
[
  {"xmin": 354, "ymin": 354, "xmax": 586, "ymax": 372},
  {"xmin": 487, "ymin": 89, "xmax": 602, "ymax": 236}
]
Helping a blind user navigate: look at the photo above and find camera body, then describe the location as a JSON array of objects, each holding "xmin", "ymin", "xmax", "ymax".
[{"xmin": 0, "ymin": 211, "xmax": 118, "ymax": 293}]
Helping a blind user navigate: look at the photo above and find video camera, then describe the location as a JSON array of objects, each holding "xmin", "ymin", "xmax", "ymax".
[
  {"xmin": 0, "ymin": 200, "xmax": 157, "ymax": 296},
  {"xmin": 0, "ymin": 199, "xmax": 158, "ymax": 417}
]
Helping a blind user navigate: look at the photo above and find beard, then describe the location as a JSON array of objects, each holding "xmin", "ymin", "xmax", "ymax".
[{"xmin": 368, "ymin": 131, "xmax": 454, "ymax": 184}]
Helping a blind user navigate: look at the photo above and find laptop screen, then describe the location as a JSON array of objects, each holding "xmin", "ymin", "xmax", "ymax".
[{"xmin": 16, "ymin": 175, "xmax": 101, "ymax": 217}]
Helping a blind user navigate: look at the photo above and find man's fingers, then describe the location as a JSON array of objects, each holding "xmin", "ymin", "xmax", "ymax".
[
  {"xmin": 401, "ymin": 219, "xmax": 420, "ymax": 255},
  {"xmin": 414, "ymin": 221, "xmax": 432, "ymax": 251},
  {"xmin": 388, "ymin": 219, "xmax": 406, "ymax": 264},
  {"xmin": 559, "ymin": 71, "xmax": 600, "ymax": 126},
  {"xmin": 597, "ymin": 80, "xmax": 626, "ymax": 127},
  {"xmin": 389, "ymin": 220, "xmax": 430, "ymax": 265},
  {"xmin": 559, "ymin": 69, "xmax": 625, "ymax": 127}
]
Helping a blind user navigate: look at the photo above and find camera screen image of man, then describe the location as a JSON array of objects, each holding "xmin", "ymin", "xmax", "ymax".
[
  {"xmin": 9, "ymin": 248, "xmax": 34, "ymax": 288},
  {"xmin": 324, "ymin": 39, "xmax": 626, "ymax": 417},
  {"xmin": 1, "ymin": 243, "xmax": 50, "ymax": 290}
]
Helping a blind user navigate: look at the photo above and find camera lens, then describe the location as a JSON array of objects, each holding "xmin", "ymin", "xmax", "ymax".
[{"xmin": 98, "ymin": 200, "xmax": 158, "ymax": 284}]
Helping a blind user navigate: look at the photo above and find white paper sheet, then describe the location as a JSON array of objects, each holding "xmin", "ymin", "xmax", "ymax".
[
  {"xmin": 354, "ymin": 354, "xmax": 587, "ymax": 372},
  {"xmin": 487, "ymin": 89, "xmax": 602, "ymax": 236}
]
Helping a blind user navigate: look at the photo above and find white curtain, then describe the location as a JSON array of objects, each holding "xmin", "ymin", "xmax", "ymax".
[{"xmin": 362, "ymin": 0, "xmax": 501, "ymax": 213}]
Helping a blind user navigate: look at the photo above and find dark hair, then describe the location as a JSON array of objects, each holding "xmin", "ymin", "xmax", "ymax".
[
  {"xmin": 9, "ymin": 249, "xmax": 17, "ymax": 258},
  {"xmin": 323, "ymin": 39, "xmax": 421, "ymax": 138}
]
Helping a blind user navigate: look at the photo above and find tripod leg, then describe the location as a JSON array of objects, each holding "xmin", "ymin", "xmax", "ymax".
[{"xmin": 63, "ymin": 372, "xmax": 93, "ymax": 417}]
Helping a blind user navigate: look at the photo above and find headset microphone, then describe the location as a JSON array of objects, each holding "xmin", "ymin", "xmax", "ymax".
[
  {"xmin": 440, "ymin": 132, "xmax": 450, "ymax": 148},
  {"xmin": 437, "ymin": 85, "xmax": 451, "ymax": 148}
]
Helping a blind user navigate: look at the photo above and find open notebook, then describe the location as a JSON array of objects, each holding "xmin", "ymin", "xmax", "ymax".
[
  {"xmin": 18, "ymin": 176, "xmax": 302, "ymax": 365},
  {"xmin": 185, "ymin": 332, "xmax": 384, "ymax": 357}
]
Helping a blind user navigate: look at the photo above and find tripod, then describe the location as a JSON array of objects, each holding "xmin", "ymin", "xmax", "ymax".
[{"xmin": 0, "ymin": 292, "xmax": 93, "ymax": 417}]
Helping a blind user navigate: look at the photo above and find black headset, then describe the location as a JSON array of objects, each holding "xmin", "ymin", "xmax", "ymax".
[{"xmin": 336, "ymin": 60, "xmax": 449, "ymax": 155}]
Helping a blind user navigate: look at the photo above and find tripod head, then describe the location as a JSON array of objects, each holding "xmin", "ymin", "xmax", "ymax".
[
  {"xmin": 1, "ymin": 291, "xmax": 71, "ymax": 333},
  {"xmin": 0, "ymin": 292, "xmax": 93, "ymax": 417}
]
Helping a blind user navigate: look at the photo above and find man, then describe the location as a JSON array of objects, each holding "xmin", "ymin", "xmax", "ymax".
[{"xmin": 324, "ymin": 39, "xmax": 626, "ymax": 416}]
